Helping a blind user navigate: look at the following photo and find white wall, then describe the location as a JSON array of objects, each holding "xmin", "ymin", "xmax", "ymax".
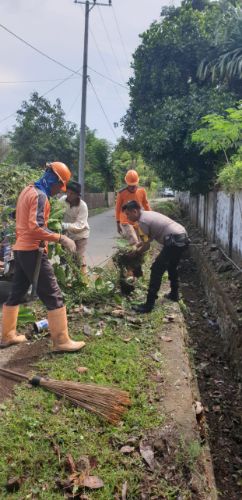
[{"xmin": 179, "ymin": 189, "xmax": 242, "ymax": 264}]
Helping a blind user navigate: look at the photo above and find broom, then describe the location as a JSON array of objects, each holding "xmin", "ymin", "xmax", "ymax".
[{"xmin": 0, "ymin": 367, "xmax": 131, "ymax": 424}]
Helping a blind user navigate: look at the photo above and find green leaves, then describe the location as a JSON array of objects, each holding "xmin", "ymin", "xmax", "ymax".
[
  {"xmin": 192, "ymin": 101, "xmax": 242, "ymax": 191},
  {"xmin": 17, "ymin": 306, "xmax": 36, "ymax": 326}
]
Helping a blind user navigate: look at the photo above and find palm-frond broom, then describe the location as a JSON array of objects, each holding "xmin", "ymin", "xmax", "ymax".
[{"xmin": 0, "ymin": 368, "xmax": 131, "ymax": 424}]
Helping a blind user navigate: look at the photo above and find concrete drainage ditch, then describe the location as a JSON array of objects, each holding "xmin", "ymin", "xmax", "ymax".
[{"xmin": 179, "ymin": 244, "xmax": 242, "ymax": 500}]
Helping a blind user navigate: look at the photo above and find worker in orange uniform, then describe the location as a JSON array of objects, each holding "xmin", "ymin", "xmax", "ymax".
[
  {"xmin": 0, "ymin": 162, "xmax": 85, "ymax": 353},
  {"xmin": 115, "ymin": 170, "xmax": 151, "ymax": 245}
]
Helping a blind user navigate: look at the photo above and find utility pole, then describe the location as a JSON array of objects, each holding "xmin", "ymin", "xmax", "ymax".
[{"xmin": 74, "ymin": 0, "xmax": 112, "ymax": 198}]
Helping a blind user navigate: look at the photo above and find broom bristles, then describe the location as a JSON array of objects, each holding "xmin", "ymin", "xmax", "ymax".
[
  {"xmin": 0, "ymin": 368, "xmax": 131, "ymax": 424},
  {"xmin": 39, "ymin": 378, "xmax": 131, "ymax": 424}
]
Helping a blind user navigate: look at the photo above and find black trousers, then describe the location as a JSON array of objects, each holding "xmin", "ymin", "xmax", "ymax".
[
  {"xmin": 147, "ymin": 244, "xmax": 186, "ymax": 302},
  {"xmin": 6, "ymin": 250, "xmax": 63, "ymax": 310}
]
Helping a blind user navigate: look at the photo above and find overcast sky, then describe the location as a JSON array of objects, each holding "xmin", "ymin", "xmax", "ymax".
[{"xmin": 0, "ymin": 0, "xmax": 180, "ymax": 144}]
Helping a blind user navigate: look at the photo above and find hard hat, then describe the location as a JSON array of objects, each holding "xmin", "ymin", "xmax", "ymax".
[
  {"xmin": 124, "ymin": 170, "xmax": 139, "ymax": 186},
  {"xmin": 49, "ymin": 162, "xmax": 71, "ymax": 191}
]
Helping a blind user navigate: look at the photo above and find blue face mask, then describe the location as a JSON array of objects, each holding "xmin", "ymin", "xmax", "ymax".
[{"xmin": 34, "ymin": 168, "xmax": 60, "ymax": 198}]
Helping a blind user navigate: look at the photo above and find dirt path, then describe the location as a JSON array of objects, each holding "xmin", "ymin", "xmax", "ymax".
[{"xmin": 180, "ymin": 254, "xmax": 242, "ymax": 500}]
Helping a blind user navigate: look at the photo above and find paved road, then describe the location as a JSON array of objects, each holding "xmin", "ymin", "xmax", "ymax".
[{"xmin": 86, "ymin": 208, "xmax": 117, "ymax": 267}]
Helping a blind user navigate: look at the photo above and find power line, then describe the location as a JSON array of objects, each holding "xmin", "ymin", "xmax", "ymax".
[
  {"xmin": 111, "ymin": 2, "xmax": 130, "ymax": 67},
  {"xmin": 0, "ymin": 67, "xmax": 82, "ymax": 125},
  {"xmin": 0, "ymin": 77, "xmax": 80, "ymax": 84},
  {"xmin": 88, "ymin": 66, "xmax": 128, "ymax": 89},
  {"xmin": 0, "ymin": 22, "xmax": 126, "ymax": 89},
  {"xmin": 66, "ymin": 90, "xmax": 82, "ymax": 116},
  {"xmin": 0, "ymin": 22, "xmax": 82, "ymax": 77},
  {"xmin": 97, "ymin": 7, "xmax": 126, "ymax": 85},
  {"xmin": 73, "ymin": 2, "xmax": 128, "ymax": 98},
  {"xmin": 89, "ymin": 78, "xmax": 117, "ymax": 139}
]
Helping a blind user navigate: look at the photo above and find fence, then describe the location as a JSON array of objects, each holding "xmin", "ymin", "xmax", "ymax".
[
  {"xmin": 84, "ymin": 192, "xmax": 115, "ymax": 209},
  {"xmin": 177, "ymin": 190, "xmax": 242, "ymax": 265}
]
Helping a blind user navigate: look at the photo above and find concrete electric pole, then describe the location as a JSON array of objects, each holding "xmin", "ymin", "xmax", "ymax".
[{"xmin": 74, "ymin": 0, "xmax": 112, "ymax": 198}]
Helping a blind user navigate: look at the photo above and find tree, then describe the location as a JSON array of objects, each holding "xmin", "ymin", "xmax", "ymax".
[
  {"xmin": 111, "ymin": 139, "xmax": 159, "ymax": 191},
  {"xmin": 10, "ymin": 92, "xmax": 78, "ymax": 167},
  {"xmin": 72, "ymin": 129, "xmax": 114, "ymax": 193},
  {"xmin": 192, "ymin": 101, "xmax": 242, "ymax": 191},
  {"xmin": 198, "ymin": 3, "xmax": 242, "ymax": 87},
  {"xmin": 123, "ymin": 0, "xmax": 237, "ymax": 193}
]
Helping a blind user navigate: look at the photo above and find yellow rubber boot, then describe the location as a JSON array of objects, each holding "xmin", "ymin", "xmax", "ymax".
[
  {"xmin": 0, "ymin": 304, "xmax": 27, "ymax": 348},
  {"xmin": 48, "ymin": 306, "xmax": 85, "ymax": 353}
]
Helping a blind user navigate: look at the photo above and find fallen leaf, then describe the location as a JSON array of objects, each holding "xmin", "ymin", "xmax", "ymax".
[
  {"xmin": 83, "ymin": 325, "xmax": 92, "ymax": 336},
  {"xmin": 65, "ymin": 453, "xmax": 76, "ymax": 474},
  {"xmin": 122, "ymin": 480, "xmax": 128, "ymax": 500},
  {"xmin": 123, "ymin": 338, "xmax": 132, "ymax": 343},
  {"xmin": 139, "ymin": 441, "xmax": 155, "ymax": 471},
  {"xmin": 111, "ymin": 309, "xmax": 125, "ymax": 317},
  {"xmin": 52, "ymin": 401, "xmax": 62, "ymax": 414},
  {"xmin": 160, "ymin": 336, "xmax": 173, "ymax": 342},
  {"xmin": 120, "ymin": 445, "xmax": 135, "ymax": 454},
  {"xmin": 151, "ymin": 352, "xmax": 162, "ymax": 362},
  {"xmin": 83, "ymin": 475, "xmax": 104, "ymax": 489},
  {"xmin": 76, "ymin": 456, "xmax": 91, "ymax": 474},
  {"xmin": 126, "ymin": 316, "xmax": 142, "ymax": 325},
  {"xmin": 194, "ymin": 401, "xmax": 204, "ymax": 416},
  {"xmin": 212, "ymin": 405, "xmax": 221, "ymax": 412},
  {"xmin": 95, "ymin": 330, "xmax": 103, "ymax": 337},
  {"xmin": 82, "ymin": 305, "xmax": 93, "ymax": 315},
  {"xmin": 89, "ymin": 455, "xmax": 98, "ymax": 469},
  {"xmin": 77, "ymin": 366, "xmax": 88, "ymax": 374},
  {"xmin": 126, "ymin": 436, "xmax": 138, "ymax": 444}
]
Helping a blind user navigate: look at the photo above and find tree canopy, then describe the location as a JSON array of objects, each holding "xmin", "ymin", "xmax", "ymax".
[
  {"xmin": 10, "ymin": 92, "xmax": 78, "ymax": 167},
  {"xmin": 123, "ymin": 0, "xmax": 240, "ymax": 193}
]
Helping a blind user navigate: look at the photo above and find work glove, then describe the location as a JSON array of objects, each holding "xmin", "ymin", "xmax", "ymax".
[{"xmin": 59, "ymin": 234, "xmax": 76, "ymax": 253}]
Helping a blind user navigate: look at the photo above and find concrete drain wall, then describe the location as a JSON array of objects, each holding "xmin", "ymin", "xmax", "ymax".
[{"xmin": 190, "ymin": 246, "xmax": 242, "ymax": 379}]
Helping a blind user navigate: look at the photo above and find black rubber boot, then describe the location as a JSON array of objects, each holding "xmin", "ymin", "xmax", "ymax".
[
  {"xmin": 133, "ymin": 302, "xmax": 155, "ymax": 313},
  {"xmin": 164, "ymin": 291, "xmax": 179, "ymax": 302}
]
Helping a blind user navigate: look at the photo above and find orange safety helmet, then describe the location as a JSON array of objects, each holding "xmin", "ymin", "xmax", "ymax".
[
  {"xmin": 49, "ymin": 162, "xmax": 71, "ymax": 191},
  {"xmin": 124, "ymin": 169, "xmax": 139, "ymax": 186}
]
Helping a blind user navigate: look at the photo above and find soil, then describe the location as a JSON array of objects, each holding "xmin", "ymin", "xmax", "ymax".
[
  {"xmin": 0, "ymin": 333, "xmax": 49, "ymax": 401},
  {"xmin": 180, "ymin": 253, "xmax": 242, "ymax": 500}
]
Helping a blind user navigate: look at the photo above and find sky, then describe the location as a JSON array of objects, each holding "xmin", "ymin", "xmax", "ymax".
[{"xmin": 0, "ymin": 0, "xmax": 180, "ymax": 144}]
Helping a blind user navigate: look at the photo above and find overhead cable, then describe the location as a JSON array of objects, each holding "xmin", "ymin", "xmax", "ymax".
[
  {"xmin": 0, "ymin": 22, "xmax": 126, "ymax": 88},
  {"xmin": 0, "ymin": 77, "xmax": 80, "ymax": 84},
  {"xmin": 111, "ymin": 3, "xmax": 130, "ymax": 67},
  {"xmin": 97, "ymin": 7, "xmax": 126, "ymax": 85},
  {"xmin": 0, "ymin": 67, "xmax": 82, "ymax": 125},
  {"xmin": 89, "ymin": 79, "xmax": 117, "ymax": 139}
]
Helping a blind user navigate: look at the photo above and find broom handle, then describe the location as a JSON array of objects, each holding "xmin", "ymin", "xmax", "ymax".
[{"xmin": 0, "ymin": 367, "xmax": 29, "ymax": 382}]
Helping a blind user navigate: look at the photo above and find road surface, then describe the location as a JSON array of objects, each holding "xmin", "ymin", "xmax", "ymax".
[{"xmin": 86, "ymin": 207, "xmax": 117, "ymax": 267}]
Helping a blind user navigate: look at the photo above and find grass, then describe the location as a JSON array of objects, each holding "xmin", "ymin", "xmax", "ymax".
[
  {"xmin": 151, "ymin": 199, "xmax": 181, "ymax": 218},
  {"xmin": 0, "ymin": 296, "xmax": 165, "ymax": 499},
  {"xmin": 0, "ymin": 248, "xmax": 202, "ymax": 499}
]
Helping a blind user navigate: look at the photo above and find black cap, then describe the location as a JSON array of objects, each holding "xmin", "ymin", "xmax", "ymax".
[
  {"xmin": 67, "ymin": 181, "xmax": 82, "ymax": 195},
  {"xmin": 122, "ymin": 200, "xmax": 141, "ymax": 211}
]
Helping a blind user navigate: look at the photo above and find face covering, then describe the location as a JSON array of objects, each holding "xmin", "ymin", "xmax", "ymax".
[{"xmin": 34, "ymin": 168, "xmax": 60, "ymax": 198}]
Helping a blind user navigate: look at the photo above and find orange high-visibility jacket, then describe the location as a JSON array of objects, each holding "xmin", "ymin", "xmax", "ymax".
[
  {"xmin": 13, "ymin": 185, "xmax": 60, "ymax": 251},
  {"xmin": 115, "ymin": 187, "xmax": 151, "ymax": 225}
]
